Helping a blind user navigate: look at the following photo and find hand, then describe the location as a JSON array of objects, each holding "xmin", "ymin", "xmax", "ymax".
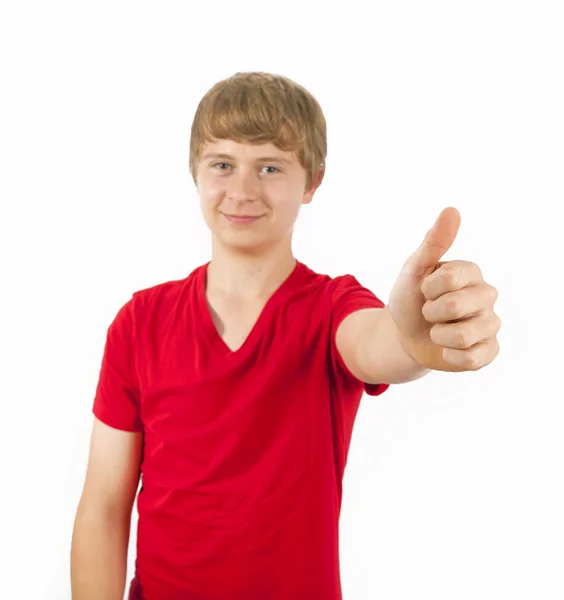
[{"xmin": 387, "ymin": 207, "xmax": 501, "ymax": 372}]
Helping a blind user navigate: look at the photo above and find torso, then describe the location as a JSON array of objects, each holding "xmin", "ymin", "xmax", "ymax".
[{"xmin": 115, "ymin": 260, "xmax": 388, "ymax": 599}]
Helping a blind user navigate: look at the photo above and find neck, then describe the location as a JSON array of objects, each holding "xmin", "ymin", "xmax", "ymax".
[{"xmin": 206, "ymin": 239, "xmax": 297, "ymax": 300}]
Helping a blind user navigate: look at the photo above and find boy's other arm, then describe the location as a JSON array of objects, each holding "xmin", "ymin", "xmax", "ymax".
[
  {"xmin": 336, "ymin": 306, "xmax": 432, "ymax": 385},
  {"xmin": 71, "ymin": 417, "xmax": 143, "ymax": 600}
]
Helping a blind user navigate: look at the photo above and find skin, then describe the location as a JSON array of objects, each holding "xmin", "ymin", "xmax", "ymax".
[
  {"xmin": 339, "ymin": 208, "xmax": 501, "ymax": 386},
  {"xmin": 387, "ymin": 207, "xmax": 501, "ymax": 372},
  {"xmin": 194, "ymin": 138, "xmax": 322, "ymax": 300}
]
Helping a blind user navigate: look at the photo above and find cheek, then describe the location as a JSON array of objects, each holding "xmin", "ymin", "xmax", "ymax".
[
  {"xmin": 273, "ymin": 196, "xmax": 302, "ymax": 220},
  {"xmin": 197, "ymin": 171, "xmax": 222, "ymax": 194},
  {"xmin": 199, "ymin": 189, "xmax": 222, "ymax": 210},
  {"xmin": 198, "ymin": 197, "xmax": 220, "ymax": 231}
]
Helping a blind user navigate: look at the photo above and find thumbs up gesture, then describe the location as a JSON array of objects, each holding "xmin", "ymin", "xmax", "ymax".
[{"xmin": 388, "ymin": 208, "xmax": 501, "ymax": 372}]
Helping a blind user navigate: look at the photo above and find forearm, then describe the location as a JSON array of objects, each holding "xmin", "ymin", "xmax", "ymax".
[
  {"xmin": 354, "ymin": 306, "xmax": 430, "ymax": 384},
  {"xmin": 362, "ymin": 305, "xmax": 466, "ymax": 384},
  {"xmin": 70, "ymin": 504, "xmax": 131, "ymax": 600}
]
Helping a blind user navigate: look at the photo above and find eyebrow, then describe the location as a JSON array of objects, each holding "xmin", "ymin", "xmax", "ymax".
[{"xmin": 201, "ymin": 152, "xmax": 294, "ymax": 166}]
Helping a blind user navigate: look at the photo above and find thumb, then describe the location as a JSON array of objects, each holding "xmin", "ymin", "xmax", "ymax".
[{"xmin": 407, "ymin": 207, "xmax": 461, "ymax": 272}]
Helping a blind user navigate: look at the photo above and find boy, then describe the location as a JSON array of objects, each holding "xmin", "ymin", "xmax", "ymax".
[{"xmin": 71, "ymin": 72, "xmax": 500, "ymax": 599}]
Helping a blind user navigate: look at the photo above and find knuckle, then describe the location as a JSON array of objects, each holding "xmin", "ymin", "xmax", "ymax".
[
  {"xmin": 442, "ymin": 265, "xmax": 459, "ymax": 287},
  {"xmin": 465, "ymin": 352, "xmax": 481, "ymax": 371},
  {"xmin": 455, "ymin": 349, "xmax": 480, "ymax": 370},
  {"xmin": 446, "ymin": 297, "xmax": 460, "ymax": 317},
  {"xmin": 490, "ymin": 285, "xmax": 499, "ymax": 302},
  {"xmin": 454, "ymin": 328, "xmax": 471, "ymax": 348}
]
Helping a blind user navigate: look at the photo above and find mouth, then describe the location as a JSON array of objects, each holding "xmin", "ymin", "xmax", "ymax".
[{"xmin": 222, "ymin": 213, "xmax": 264, "ymax": 224}]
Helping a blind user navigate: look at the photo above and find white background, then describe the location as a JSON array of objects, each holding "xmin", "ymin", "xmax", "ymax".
[{"xmin": 1, "ymin": 1, "xmax": 563, "ymax": 598}]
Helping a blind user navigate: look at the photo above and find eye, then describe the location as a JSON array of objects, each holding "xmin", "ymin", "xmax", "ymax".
[{"xmin": 211, "ymin": 163, "xmax": 280, "ymax": 174}]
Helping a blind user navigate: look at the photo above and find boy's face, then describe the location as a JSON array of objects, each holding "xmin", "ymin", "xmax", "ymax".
[{"xmin": 195, "ymin": 139, "xmax": 319, "ymax": 253}]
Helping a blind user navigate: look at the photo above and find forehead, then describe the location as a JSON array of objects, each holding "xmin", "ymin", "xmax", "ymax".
[{"xmin": 200, "ymin": 139, "xmax": 298, "ymax": 165}]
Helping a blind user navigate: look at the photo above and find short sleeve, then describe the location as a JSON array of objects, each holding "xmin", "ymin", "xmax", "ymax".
[
  {"xmin": 92, "ymin": 295, "xmax": 143, "ymax": 432},
  {"xmin": 331, "ymin": 274, "xmax": 390, "ymax": 397}
]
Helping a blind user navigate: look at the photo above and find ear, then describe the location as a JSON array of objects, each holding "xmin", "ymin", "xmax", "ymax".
[{"xmin": 302, "ymin": 166, "xmax": 323, "ymax": 204}]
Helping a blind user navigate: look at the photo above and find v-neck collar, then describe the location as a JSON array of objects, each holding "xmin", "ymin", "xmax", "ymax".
[{"xmin": 197, "ymin": 259, "xmax": 305, "ymax": 360}]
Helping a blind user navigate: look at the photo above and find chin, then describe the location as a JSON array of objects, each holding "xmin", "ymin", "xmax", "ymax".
[{"xmin": 212, "ymin": 230, "xmax": 277, "ymax": 253}]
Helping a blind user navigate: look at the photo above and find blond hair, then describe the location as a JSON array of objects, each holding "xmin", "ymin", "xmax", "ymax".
[{"xmin": 189, "ymin": 72, "xmax": 327, "ymax": 190}]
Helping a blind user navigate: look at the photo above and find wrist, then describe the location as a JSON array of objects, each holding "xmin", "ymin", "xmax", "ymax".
[{"xmin": 402, "ymin": 335, "xmax": 464, "ymax": 373}]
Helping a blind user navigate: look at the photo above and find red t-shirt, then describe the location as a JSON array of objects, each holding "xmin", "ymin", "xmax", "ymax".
[{"xmin": 93, "ymin": 260, "xmax": 390, "ymax": 600}]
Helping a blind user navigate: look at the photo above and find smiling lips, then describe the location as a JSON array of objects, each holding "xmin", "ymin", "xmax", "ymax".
[{"xmin": 223, "ymin": 213, "xmax": 264, "ymax": 224}]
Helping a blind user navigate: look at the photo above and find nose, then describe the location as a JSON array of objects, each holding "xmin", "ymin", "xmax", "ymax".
[{"xmin": 226, "ymin": 169, "xmax": 260, "ymax": 203}]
